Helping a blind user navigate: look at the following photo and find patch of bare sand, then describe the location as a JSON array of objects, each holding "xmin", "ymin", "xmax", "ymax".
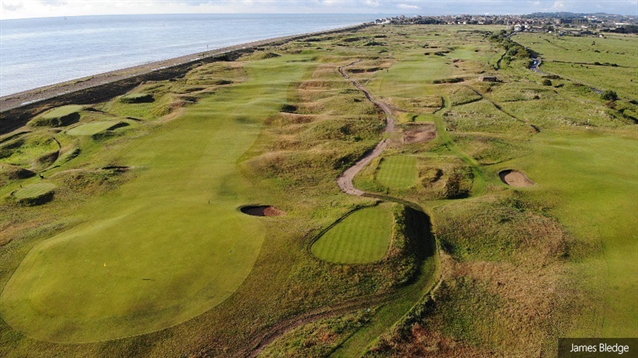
[
  {"xmin": 499, "ymin": 169, "xmax": 534, "ymax": 187},
  {"xmin": 404, "ymin": 123, "xmax": 437, "ymax": 144},
  {"xmin": 240, "ymin": 205, "xmax": 286, "ymax": 217}
]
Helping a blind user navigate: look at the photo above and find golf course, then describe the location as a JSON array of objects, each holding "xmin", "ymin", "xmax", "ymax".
[{"xmin": 0, "ymin": 22, "xmax": 636, "ymax": 357}]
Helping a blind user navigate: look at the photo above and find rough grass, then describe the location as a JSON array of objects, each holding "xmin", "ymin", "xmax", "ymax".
[
  {"xmin": 515, "ymin": 33, "xmax": 638, "ymax": 98},
  {"xmin": 311, "ymin": 204, "xmax": 393, "ymax": 264},
  {"xmin": 0, "ymin": 132, "xmax": 59, "ymax": 169}
]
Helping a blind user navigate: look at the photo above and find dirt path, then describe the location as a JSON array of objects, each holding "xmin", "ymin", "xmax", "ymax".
[
  {"xmin": 240, "ymin": 61, "xmax": 441, "ymax": 358},
  {"xmin": 336, "ymin": 62, "xmax": 397, "ymax": 196},
  {"xmin": 239, "ymin": 293, "xmax": 399, "ymax": 357}
]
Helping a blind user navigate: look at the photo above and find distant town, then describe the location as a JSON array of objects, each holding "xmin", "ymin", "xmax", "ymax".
[{"xmin": 376, "ymin": 12, "xmax": 638, "ymax": 36}]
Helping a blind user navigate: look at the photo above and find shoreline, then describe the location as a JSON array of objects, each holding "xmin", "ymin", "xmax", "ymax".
[{"xmin": 0, "ymin": 22, "xmax": 371, "ymax": 134}]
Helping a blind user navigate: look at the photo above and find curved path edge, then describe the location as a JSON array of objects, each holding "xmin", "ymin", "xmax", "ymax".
[{"xmin": 242, "ymin": 61, "xmax": 443, "ymax": 357}]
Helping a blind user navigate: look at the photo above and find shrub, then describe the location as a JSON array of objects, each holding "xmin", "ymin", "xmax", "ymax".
[
  {"xmin": 601, "ymin": 90, "xmax": 618, "ymax": 101},
  {"xmin": 542, "ymin": 79, "xmax": 553, "ymax": 86}
]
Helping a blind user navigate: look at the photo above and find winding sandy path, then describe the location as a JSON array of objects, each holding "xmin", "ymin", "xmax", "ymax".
[
  {"xmin": 241, "ymin": 61, "xmax": 442, "ymax": 358},
  {"xmin": 336, "ymin": 62, "xmax": 397, "ymax": 196}
]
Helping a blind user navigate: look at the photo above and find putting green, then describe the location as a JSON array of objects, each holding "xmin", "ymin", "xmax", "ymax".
[
  {"xmin": 67, "ymin": 121, "xmax": 123, "ymax": 136},
  {"xmin": 376, "ymin": 156, "xmax": 418, "ymax": 189},
  {"xmin": 13, "ymin": 182, "xmax": 56, "ymax": 200},
  {"xmin": 0, "ymin": 58, "xmax": 312, "ymax": 343},
  {"xmin": 311, "ymin": 204, "xmax": 393, "ymax": 264}
]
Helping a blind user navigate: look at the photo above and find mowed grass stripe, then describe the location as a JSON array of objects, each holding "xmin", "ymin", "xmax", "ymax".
[
  {"xmin": 312, "ymin": 204, "xmax": 393, "ymax": 264},
  {"xmin": 376, "ymin": 155, "xmax": 418, "ymax": 189}
]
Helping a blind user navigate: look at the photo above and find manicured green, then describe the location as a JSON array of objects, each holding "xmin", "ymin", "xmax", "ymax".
[
  {"xmin": 66, "ymin": 121, "xmax": 124, "ymax": 136},
  {"xmin": 12, "ymin": 182, "xmax": 55, "ymax": 199},
  {"xmin": 29, "ymin": 105, "xmax": 83, "ymax": 127},
  {"xmin": 40, "ymin": 105, "xmax": 84, "ymax": 120},
  {"xmin": 375, "ymin": 156, "xmax": 418, "ymax": 189},
  {"xmin": 311, "ymin": 204, "xmax": 393, "ymax": 264}
]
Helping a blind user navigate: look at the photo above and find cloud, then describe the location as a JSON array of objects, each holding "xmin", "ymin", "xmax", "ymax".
[
  {"xmin": 397, "ymin": 3, "xmax": 420, "ymax": 10},
  {"xmin": 1, "ymin": 0, "xmax": 637, "ymax": 19},
  {"xmin": 2, "ymin": 1, "xmax": 24, "ymax": 11}
]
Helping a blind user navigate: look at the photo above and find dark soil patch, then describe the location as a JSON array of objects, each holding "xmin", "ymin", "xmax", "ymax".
[
  {"xmin": 499, "ymin": 169, "xmax": 535, "ymax": 187},
  {"xmin": 240, "ymin": 205, "xmax": 286, "ymax": 217}
]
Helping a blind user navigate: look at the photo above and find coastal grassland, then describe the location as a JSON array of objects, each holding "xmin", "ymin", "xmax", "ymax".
[
  {"xmin": 311, "ymin": 204, "xmax": 394, "ymax": 264},
  {"xmin": 1, "ymin": 23, "xmax": 635, "ymax": 358},
  {"xmin": 0, "ymin": 33, "xmax": 437, "ymax": 357},
  {"xmin": 340, "ymin": 25, "xmax": 637, "ymax": 357},
  {"xmin": 514, "ymin": 32, "xmax": 638, "ymax": 98}
]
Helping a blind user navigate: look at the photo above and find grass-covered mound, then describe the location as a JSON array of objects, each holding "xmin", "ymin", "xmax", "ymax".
[
  {"xmin": 119, "ymin": 93, "xmax": 154, "ymax": 103},
  {"xmin": 11, "ymin": 182, "xmax": 56, "ymax": 206},
  {"xmin": 311, "ymin": 204, "xmax": 393, "ymax": 264},
  {"xmin": 0, "ymin": 133, "xmax": 59, "ymax": 169},
  {"xmin": 66, "ymin": 121, "xmax": 128, "ymax": 137},
  {"xmin": 28, "ymin": 105, "xmax": 83, "ymax": 127}
]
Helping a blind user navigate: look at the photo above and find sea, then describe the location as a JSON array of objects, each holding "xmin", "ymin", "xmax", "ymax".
[{"xmin": 0, "ymin": 14, "xmax": 384, "ymax": 97}]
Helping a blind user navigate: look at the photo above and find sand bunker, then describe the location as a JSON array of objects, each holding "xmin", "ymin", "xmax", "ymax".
[
  {"xmin": 499, "ymin": 169, "xmax": 535, "ymax": 187},
  {"xmin": 240, "ymin": 205, "xmax": 286, "ymax": 217},
  {"xmin": 404, "ymin": 123, "xmax": 437, "ymax": 144}
]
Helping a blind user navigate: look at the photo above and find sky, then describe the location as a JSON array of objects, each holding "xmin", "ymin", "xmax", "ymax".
[{"xmin": 1, "ymin": 0, "xmax": 636, "ymax": 20}]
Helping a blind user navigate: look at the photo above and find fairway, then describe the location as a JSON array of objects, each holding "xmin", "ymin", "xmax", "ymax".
[
  {"xmin": 311, "ymin": 204, "xmax": 393, "ymax": 264},
  {"xmin": 0, "ymin": 58, "xmax": 312, "ymax": 343},
  {"xmin": 518, "ymin": 130, "xmax": 638, "ymax": 337},
  {"xmin": 376, "ymin": 155, "xmax": 418, "ymax": 189}
]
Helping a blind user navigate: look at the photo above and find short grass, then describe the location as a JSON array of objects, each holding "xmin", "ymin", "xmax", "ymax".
[
  {"xmin": 29, "ymin": 105, "xmax": 83, "ymax": 127},
  {"xmin": 0, "ymin": 57, "xmax": 315, "ymax": 343},
  {"xmin": 375, "ymin": 155, "xmax": 418, "ymax": 189},
  {"xmin": 311, "ymin": 204, "xmax": 393, "ymax": 264},
  {"xmin": 12, "ymin": 182, "xmax": 55, "ymax": 200},
  {"xmin": 510, "ymin": 128, "xmax": 638, "ymax": 338},
  {"xmin": 66, "ymin": 121, "xmax": 123, "ymax": 136},
  {"xmin": 40, "ymin": 105, "xmax": 83, "ymax": 119}
]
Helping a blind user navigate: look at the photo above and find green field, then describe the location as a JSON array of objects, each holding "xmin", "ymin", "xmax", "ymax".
[
  {"xmin": 0, "ymin": 58, "xmax": 313, "ymax": 343},
  {"xmin": 518, "ymin": 129, "xmax": 638, "ymax": 337},
  {"xmin": 0, "ymin": 23, "xmax": 636, "ymax": 357},
  {"xmin": 375, "ymin": 156, "xmax": 419, "ymax": 189},
  {"xmin": 311, "ymin": 204, "xmax": 393, "ymax": 264}
]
